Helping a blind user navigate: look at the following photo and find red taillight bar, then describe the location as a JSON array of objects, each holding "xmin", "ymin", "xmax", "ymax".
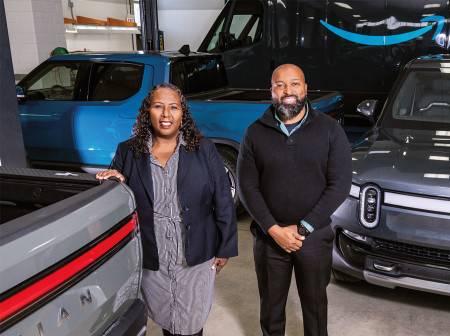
[{"xmin": 0, "ymin": 213, "xmax": 138, "ymax": 323}]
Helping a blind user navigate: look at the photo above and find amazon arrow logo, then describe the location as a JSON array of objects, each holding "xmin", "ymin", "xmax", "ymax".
[{"xmin": 320, "ymin": 15, "xmax": 445, "ymax": 45}]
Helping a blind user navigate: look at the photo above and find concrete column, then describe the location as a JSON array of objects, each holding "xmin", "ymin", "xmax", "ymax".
[{"xmin": 4, "ymin": 0, "xmax": 66, "ymax": 77}]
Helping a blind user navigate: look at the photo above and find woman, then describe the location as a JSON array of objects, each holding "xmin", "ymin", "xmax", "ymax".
[{"xmin": 96, "ymin": 83, "xmax": 238, "ymax": 336}]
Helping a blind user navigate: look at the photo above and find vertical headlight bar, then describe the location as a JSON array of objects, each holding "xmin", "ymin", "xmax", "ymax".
[{"xmin": 359, "ymin": 184, "xmax": 381, "ymax": 228}]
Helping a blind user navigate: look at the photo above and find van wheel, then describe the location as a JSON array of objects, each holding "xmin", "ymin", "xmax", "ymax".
[
  {"xmin": 217, "ymin": 147, "xmax": 246, "ymax": 216},
  {"xmin": 332, "ymin": 268, "xmax": 360, "ymax": 283}
]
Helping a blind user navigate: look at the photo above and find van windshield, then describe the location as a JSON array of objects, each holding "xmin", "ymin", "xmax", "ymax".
[{"xmin": 381, "ymin": 69, "xmax": 450, "ymax": 130}]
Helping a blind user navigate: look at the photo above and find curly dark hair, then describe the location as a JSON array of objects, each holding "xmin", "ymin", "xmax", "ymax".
[{"xmin": 128, "ymin": 83, "xmax": 204, "ymax": 155}]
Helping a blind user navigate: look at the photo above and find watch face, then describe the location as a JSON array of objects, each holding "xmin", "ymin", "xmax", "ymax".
[{"xmin": 298, "ymin": 225, "xmax": 308, "ymax": 235}]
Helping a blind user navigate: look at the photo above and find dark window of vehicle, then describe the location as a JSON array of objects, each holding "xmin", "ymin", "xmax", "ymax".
[
  {"xmin": 170, "ymin": 58, "xmax": 228, "ymax": 95},
  {"xmin": 205, "ymin": 17, "xmax": 226, "ymax": 52},
  {"xmin": 88, "ymin": 63, "xmax": 144, "ymax": 101},
  {"xmin": 382, "ymin": 69, "xmax": 450, "ymax": 130},
  {"xmin": 22, "ymin": 62, "xmax": 82, "ymax": 101},
  {"xmin": 201, "ymin": 0, "xmax": 263, "ymax": 53}
]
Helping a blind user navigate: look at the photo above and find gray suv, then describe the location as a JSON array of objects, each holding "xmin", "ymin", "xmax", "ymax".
[{"xmin": 331, "ymin": 55, "xmax": 450, "ymax": 295}]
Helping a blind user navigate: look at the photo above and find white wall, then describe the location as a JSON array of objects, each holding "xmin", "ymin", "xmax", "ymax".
[
  {"xmin": 158, "ymin": 0, "xmax": 224, "ymax": 51},
  {"xmin": 5, "ymin": 0, "xmax": 66, "ymax": 75},
  {"xmin": 62, "ymin": 0, "xmax": 136, "ymax": 52},
  {"xmin": 61, "ymin": 0, "xmax": 131, "ymax": 19},
  {"xmin": 62, "ymin": 0, "xmax": 224, "ymax": 52},
  {"xmin": 158, "ymin": 9, "xmax": 221, "ymax": 51}
]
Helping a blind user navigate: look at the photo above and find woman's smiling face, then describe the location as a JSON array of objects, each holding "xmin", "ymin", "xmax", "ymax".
[{"xmin": 149, "ymin": 87, "xmax": 183, "ymax": 140}]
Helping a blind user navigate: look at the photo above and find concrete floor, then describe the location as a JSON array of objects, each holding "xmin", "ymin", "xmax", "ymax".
[{"xmin": 146, "ymin": 214, "xmax": 450, "ymax": 336}]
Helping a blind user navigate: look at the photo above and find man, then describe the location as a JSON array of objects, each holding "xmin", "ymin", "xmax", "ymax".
[{"xmin": 237, "ymin": 64, "xmax": 351, "ymax": 336}]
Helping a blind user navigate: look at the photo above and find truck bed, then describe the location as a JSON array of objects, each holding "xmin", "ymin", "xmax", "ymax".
[{"xmin": 0, "ymin": 167, "xmax": 100, "ymax": 224}]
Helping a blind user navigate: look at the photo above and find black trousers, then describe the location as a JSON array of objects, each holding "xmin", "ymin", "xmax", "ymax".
[{"xmin": 253, "ymin": 224, "xmax": 334, "ymax": 336}]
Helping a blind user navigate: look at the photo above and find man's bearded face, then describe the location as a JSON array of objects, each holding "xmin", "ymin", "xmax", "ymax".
[{"xmin": 272, "ymin": 94, "xmax": 307, "ymax": 120}]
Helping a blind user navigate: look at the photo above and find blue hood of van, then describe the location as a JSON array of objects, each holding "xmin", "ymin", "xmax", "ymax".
[{"xmin": 351, "ymin": 128, "xmax": 450, "ymax": 198}]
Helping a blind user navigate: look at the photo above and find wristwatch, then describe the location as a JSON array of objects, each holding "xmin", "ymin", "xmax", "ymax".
[{"xmin": 297, "ymin": 223, "xmax": 310, "ymax": 236}]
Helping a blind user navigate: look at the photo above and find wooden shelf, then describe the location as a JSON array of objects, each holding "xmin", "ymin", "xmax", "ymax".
[
  {"xmin": 76, "ymin": 16, "xmax": 107, "ymax": 26},
  {"xmin": 64, "ymin": 17, "xmax": 77, "ymax": 24},
  {"xmin": 107, "ymin": 17, "xmax": 136, "ymax": 27}
]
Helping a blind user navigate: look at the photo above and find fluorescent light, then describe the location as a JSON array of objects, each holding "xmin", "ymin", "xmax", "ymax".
[
  {"xmin": 434, "ymin": 143, "xmax": 450, "ymax": 147},
  {"xmin": 429, "ymin": 156, "xmax": 449, "ymax": 161},
  {"xmin": 436, "ymin": 131, "xmax": 450, "ymax": 136},
  {"xmin": 424, "ymin": 3, "xmax": 441, "ymax": 8},
  {"xmin": 384, "ymin": 191, "xmax": 450, "ymax": 213},
  {"xmin": 424, "ymin": 173, "xmax": 450, "ymax": 179},
  {"xmin": 353, "ymin": 15, "xmax": 361, "ymax": 17},
  {"xmin": 335, "ymin": 2, "xmax": 352, "ymax": 9},
  {"xmin": 76, "ymin": 25, "xmax": 107, "ymax": 30},
  {"xmin": 110, "ymin": 26, "xmax": 138, "ymax": 31},
  {"xmin": 65, "ymin": 24, "xmax": 140, "ymax": 34},
  {"xmin": 65, "ymin": 26, "xmax": 77, "ymax": 33},
  {"xmin": 368, "ymin": 151, "xmax": 391, "ymax": 154}
]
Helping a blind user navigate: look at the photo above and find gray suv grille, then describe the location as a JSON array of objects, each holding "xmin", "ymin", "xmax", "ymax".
[{"xmin": 373, "ymin": 239, "xmax": 450, "ymax": 267}]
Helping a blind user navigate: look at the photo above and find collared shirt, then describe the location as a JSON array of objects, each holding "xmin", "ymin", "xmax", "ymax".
[{"xmin": 274, "ymin": 104, "xmax": 315, "ymax": 233}]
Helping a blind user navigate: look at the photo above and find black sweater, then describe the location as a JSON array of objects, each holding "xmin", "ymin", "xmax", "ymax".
[{"xmin": 237, "ymin": 102, "xmax": 352, "ymax": 233}]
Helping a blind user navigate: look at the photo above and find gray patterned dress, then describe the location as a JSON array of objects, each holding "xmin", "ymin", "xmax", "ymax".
[{"xmin": 139, "ymin": 136, "xmax": 216, "ymax": 335}]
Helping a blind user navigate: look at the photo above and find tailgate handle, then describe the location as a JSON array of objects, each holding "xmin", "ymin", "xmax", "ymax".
[{"xmin": 373, "ymin": 261, "xmax": 395, "ymax": 272}]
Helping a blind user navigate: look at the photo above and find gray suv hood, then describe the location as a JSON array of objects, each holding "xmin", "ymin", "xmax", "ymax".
[{"xmin": 351, "ymin": 128, "xmax": 450, "ymax": 198}]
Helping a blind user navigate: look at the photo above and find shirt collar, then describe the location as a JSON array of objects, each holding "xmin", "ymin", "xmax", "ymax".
[
  {"xmin": 147, "ymin": 132, "xmax": 186, "ymax": 151},
  {"xmin": 274, "ymin": 103, "xmax": 309, "ymax": 136}
]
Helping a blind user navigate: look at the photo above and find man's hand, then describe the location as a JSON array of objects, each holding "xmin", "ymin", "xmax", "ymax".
[
  {"xmin": 268, "ymin": 225, "xmax": 304, "ymax": 253},
  {"xmin": 96, "ymin": 169, "xmax": 125, "ymax": 182},
  {"xmin": 211, "ymin": 257, "xmax": 229, "ymax": 276}
]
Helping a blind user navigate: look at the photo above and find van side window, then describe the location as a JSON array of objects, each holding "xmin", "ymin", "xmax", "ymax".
[
  {"xmin": 24, "ymin": 63, "xmax": 81, "ymax": 101},
  {"xmin": 88, "ymin": 63, "xmax": 144, "ymax": 101},
  {"xmin": 228, "ymin": 7, "xmax": 263, "ymax": 49},
  {"xmin": 206, "ymin": 17, "xmax": 225, "ymax": 52}
]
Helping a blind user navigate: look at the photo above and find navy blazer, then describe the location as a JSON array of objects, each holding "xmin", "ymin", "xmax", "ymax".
[{"xmin": 110, "ymin": 138, "xmax": 238, "ymax": 270}]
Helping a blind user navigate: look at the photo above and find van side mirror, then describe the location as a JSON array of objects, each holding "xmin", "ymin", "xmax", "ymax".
[{"xmin": 357, "ymin": 100, "xmax": 378, "ymax": 124}]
